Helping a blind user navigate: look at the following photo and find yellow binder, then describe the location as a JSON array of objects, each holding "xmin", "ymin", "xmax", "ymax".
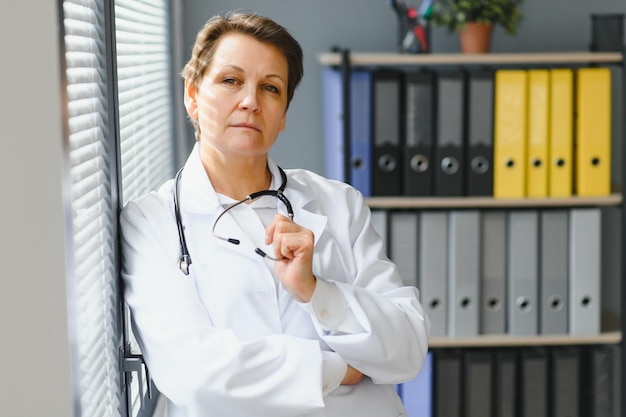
[
  {"xmin": 494, "ymin": 70, "xmax": 527, "ymax": 198},
  {"xmin": 548, "ymin": 69, "xmax": 573, "ymax": 197},
  {"xmin": 576, "ymin": 68, "xmax": 611, "ymax": 196},
  {"xmin": 526, "ymin": 70, "xmax": 549, "ymax": 198}
]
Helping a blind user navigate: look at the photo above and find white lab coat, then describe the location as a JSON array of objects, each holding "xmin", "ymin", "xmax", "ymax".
[{"xmin": 120, "ymin": 145, "xmax": 430, "ymax": 417}]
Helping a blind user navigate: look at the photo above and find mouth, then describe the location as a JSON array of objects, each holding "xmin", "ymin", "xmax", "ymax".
[{"xmin": 232, "ymin": 123, "xmax": 261, "ymax": 132}]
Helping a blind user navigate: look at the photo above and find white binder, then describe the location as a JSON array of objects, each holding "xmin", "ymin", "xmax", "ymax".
[
  {"xmin": 569, "ymin": 208, "xmax": 601, "ymax": 335},
  {"xmin": 389, "ymin": 211, "xmax": 419, "ymax": 287}
]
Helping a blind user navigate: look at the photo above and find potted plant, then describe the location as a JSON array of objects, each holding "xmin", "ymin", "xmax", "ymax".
[{"xmin": 431, "ymin": 0, "xmax": 523, "ymax": 53}]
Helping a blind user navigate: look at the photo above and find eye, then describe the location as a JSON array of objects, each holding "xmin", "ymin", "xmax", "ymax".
[
  {"xmin": 262, "ymin": 84, "xmax": 280, "ymax": 94},
  {"xmin": 223, "ymin": 77, "xmax": 239, "ymax": 85}
]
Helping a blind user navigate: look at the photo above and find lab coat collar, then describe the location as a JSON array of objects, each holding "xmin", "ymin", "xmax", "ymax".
[{"xmin": 177, "ymin": 143, "xmax": 327, "ymax": 246}]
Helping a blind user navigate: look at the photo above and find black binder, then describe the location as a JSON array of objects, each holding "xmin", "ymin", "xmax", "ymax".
[
  {"xmin": 466, "ymin": 70, "xmax": 495, "ymax": 196},
  {"xmin": 434, "ymin": 349, "xmax": 462, "ymax": 417},
  {"xmin": 463, "ymin": 350, "xmax": 493, "ymax": 417},
  {"xmin": 550, "ymin": 347, "xmax": 581, "ymax": 417},
  {"xmin": 372, "ymin": 70, "xmax": 403, "ymax": 196},
  {"xmin": 520, "ymin": 348, "xmax": 548, "ymax": 417},
  {"xmin": 493, "ymin": 349, "xmax": 517, "ymax": 417},
  {"xmin": 403, "ymin": 71, "xmax": 434, "ymax": 196},
  {"xmin": 435, "ymin": 71, "xmax": 465, "ymax": 196},
  {"xmin": 580, "ymin": 346, "xmax": 614, "ymax": 417}
]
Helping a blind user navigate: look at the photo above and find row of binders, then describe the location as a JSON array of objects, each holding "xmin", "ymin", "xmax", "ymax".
[
  {"xmin": 397, "ymin": 345, "xmax": 618, "ymax": 417},
  {"xmin": 322, "ymin": 66, "xmax": 614, "ymax": 198},
  {"xmin": 371, "ymin": 207, "xmax": 603, "ymax": 337}
]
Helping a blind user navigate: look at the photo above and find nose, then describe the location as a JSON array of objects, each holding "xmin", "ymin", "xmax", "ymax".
[{"xmin": 239, "ymin": 85, "xmax": 260, "ymax": 112}]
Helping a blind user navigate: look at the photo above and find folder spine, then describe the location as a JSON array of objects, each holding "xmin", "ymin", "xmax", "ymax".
[
  {"xmin": 494, "ymin": 70, "xmax": 528, "ymax": 198},
  {"xmin": 448, "ymin": 210, "xmax": 480, "ymax": 337},
  {"xmin": 507, "ymin": 210, "xmax": 539, "ymax": 335},
  {"xmin": 569, "ymin": 208, "xmax": 601, "ymax": 335},
  {"xmin": 349, "ymin": 70, "xmax": 373, "ymax": 196},
  {"xmin": 576, "ymin": 68, "xmax": 612, "ymax": 196},
  {"xmin": 526, "ymin": 69, "xmax": 549, "ymax": 198},
  {"xmin": 548, "ymin": 69, "xmax": 574, "ymax": 197},
  {"xmin": 466, "ymin": 70, "xmax": 495, "ymax": 196},
  {"xmin": 372, "ymin": 70, "xmax": 403, "ymax": 196},
  {"xmin": 404, "ymin": 71, "xmax": 435, "ymax": 196},
  {"xmin": 435, "ymin": 71, "xmax": 465, "ymax": 196}
]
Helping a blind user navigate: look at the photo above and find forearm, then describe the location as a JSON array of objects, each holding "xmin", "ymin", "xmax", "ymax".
[{"xmin": 299, "ymin": 277, "xmax": 430, "ymax": 383}]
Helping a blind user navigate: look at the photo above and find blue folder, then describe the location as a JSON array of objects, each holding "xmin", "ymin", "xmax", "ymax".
[
  {"xmin": 321, "ymin": 68, "xmax": 372, "ymax": 196},
  {"xmin": 401, "ymin": 351, "xmax": 433, "ymax": 417}
]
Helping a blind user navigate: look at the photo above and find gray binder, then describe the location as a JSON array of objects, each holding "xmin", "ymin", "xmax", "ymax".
[
  {"xmin": 466, "ymin": 70, "xmax": 494, "ymax": 196},
  {"xmin": 372, "ymin": 70, "xmax": 402, "ymax": 196},
  {"xmin": 434, "ymin": 72, "xmax": 464, "ymax": 196},
  {"xmin": 463, "ymin": 350, "xmax": 493, "ymax": 417},
  {"xmin": 569, "ymin": 208, "xmax": 601, "ymax": 335},
  {"xmin": 389, "ymin": 211, "xmax": 419, "ymax": 287},
  {"xmin": 521, "ymin": 348, "xmax": 548, "ymax": 417},
  {"xmin": 507, "ymin": 211, "xmax": 539, "ymax": 335},
  {"xmin": 481, "ymin": 210, "xmax": 506, "ymax": 334},
  {"xmin": 448, "ymin": 210, "xmax": 480, "ymax": 337},
  {"xmin": 551, "ymin": 347, "xmax": 580, "ymax": 417},
  {"xmin": 539, "ymin": 210, "xmax": 569, "ymax": 334},
  {"xmin": 370, "ymin": 209, "xmax": 389, "ymax": 254},
  {"xmin": 419, "ymin": 211, "xmax": 448, "ymax": 337}
]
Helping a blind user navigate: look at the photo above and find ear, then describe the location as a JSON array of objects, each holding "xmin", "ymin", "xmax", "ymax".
[
  {"xmin": 279, "ymin": 113, "xmax": 287, "ymax": 132},
  {"xmin": 184, "ymin": 79, "xmax": 198, "ymax": 119}
]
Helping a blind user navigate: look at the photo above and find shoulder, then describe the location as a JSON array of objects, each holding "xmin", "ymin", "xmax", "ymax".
[
  {"xmin": 120, "ymin": 179, "xmax": 176, "ymax": 225},
  {"xmin": 285, "ymin": 168, "xmax": 366, "ymax": 210}
]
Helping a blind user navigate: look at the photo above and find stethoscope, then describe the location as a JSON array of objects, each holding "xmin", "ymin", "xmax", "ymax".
[{"xmin": 174, "ymin": 166, "xmax": 294, "ymax": 275}]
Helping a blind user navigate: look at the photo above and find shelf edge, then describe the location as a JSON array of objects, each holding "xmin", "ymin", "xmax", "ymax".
[
  {"xmin": 365, "ymin": 193, "xmax": 622, "ymax": 209},
  {"xmin": 429, "ymin": 331, "xmax": 622, "ymax": 348},
  {"xmin": 318, "ymin": 52, "xmax": 624, "ymax": 66}
]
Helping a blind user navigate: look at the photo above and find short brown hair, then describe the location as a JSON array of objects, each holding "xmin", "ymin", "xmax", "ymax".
[{"xmin": 182, "ymin": 11, "xmax": 304, "ymax": 141}]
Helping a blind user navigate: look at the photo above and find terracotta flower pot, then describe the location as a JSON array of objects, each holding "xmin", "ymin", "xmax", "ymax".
[{"xmin": 459, "ymin": 22, "xmax": 494, "ymax": 53}]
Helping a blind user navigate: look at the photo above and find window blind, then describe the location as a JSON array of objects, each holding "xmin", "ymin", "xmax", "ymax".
[
  {"xmin": 116, "ymin": 0, "xmax": 174, "ymax": 205},
  {"xmin": 114, "ymin": 0, "xmax": 174, "ymax": 415},
  {"xmin": 62, "ymin": 1, "xmax": 123, "ymax": 417}
]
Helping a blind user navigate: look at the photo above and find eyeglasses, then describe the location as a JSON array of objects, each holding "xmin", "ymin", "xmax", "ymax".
[{"xmin": 212, "ymin": 167, "xmax": 294, "ymax": 261}]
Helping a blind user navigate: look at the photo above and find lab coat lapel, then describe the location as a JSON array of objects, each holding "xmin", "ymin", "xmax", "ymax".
[{"xmin": 176, "ymin": 145, "xmax": 268, "ymax": 267}]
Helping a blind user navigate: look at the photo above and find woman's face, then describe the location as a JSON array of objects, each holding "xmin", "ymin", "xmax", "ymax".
[{"xmin": 185, "ymin": 32, "xmax": 289, "ymax": 161}]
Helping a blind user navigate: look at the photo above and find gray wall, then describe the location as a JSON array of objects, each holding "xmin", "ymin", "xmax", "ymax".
[
  {"xmin": 179, "ymin": 0, "xmax": 626, "ymax": 175},
  {"xmin": 0, "ymin": 1, "xmax": 75, "ymax": 417}
]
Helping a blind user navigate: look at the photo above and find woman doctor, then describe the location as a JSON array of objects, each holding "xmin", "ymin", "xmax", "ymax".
[{"xmin": 120, "ymin": 10, "xmax": 430, "ymax": 417}]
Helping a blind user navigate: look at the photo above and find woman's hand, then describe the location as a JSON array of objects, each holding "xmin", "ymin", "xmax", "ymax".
[
  {"xmin": 265, "ymin": 214, "xmax": 316, "ymax": 302},
  {"xmin": 341, "ymin": 365, "xmax": 365, "ymax": 385}
]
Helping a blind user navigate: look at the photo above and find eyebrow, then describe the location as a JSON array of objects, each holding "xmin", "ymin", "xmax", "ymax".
[{"xmin": 221, "ymin": 64, "xmax": 286, "ymax": 83}]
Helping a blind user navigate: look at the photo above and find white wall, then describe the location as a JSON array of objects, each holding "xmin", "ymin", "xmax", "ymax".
[{"xmin": 0, "ymin": 2, "xmax": 75, "ymax": 416}]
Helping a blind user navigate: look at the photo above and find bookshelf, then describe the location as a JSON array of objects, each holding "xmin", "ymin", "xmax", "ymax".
[{"xmin": 319, "ymin": 48, "xmax": 626, "ymax": 416}]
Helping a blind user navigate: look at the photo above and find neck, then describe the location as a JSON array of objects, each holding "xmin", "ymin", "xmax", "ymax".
[{"xmin": 201, "ymin": 155, "xmax": 272, "ymax": 201}]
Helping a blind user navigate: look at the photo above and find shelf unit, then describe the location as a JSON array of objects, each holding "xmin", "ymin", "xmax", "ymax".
[{"xmin": 320, "ymin": 49, "xmax": 626, "ymax": 416}]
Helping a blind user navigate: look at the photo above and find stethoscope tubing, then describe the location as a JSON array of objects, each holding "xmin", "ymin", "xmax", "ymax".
[{"xmin": 174, "ymin": 165, "xmax": 292, "ymax": 275}]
